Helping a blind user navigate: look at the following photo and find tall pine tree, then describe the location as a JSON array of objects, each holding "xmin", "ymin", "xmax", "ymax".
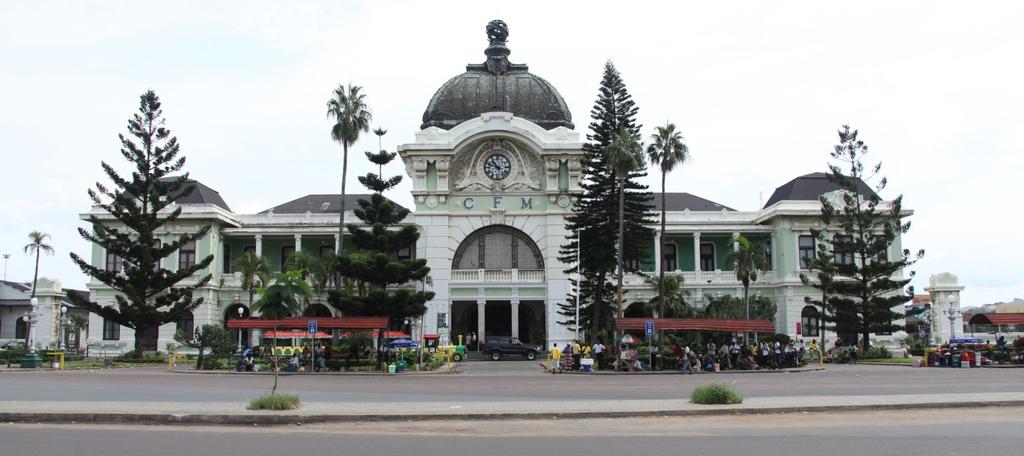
[
  {"xmin": 69, "ymin": 91, "xmax": 213, "ymax": 358},
  {"xmin": 327, "ymin": 138, "xmax": 434, "ymax": 367},
  {"xmin": 558, "ymin": 61, "xmax": 655, "ymax": 343},
  {"xmin": 805, "ymin": 125, "xmax": 923, "ymax": 349}
]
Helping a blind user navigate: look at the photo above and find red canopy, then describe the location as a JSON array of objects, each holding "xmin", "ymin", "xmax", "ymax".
[
  {"xmin": 615, "ymin": 317, "xmax": 776, "ymax": 333},
  {"xmin": 263, "ymin": 330, "xmax": 332, "ymax": 339},
  {"xmin": 226, "ymin": 316, "xmax": 388, "ymax": 330},
  {"xmin": 968, "ymin": 313, "xmax": 1024, "ymax": 326},
  {"xmin": 341, "ymin": 330, "xmax": 409, "ymax": 339}
]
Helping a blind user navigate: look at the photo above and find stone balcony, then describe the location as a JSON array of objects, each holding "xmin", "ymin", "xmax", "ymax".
[
  {"xmin": 450, "ymin": 269, "xmax": 546, "ymax": 283},
  {"xmin": 623, "ymin": 270, "xmax": 778, "ymax": 287}
]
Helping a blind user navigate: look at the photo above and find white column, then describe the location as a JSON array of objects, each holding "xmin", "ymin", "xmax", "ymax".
[
  {"xmin": 510, "ymin": 300, "xmax": 520, "ymax": 338},
  {"xmin": 477, "ymin": 300, "xmax": 486, "ymax": 340},
  {"xmin": 334, "ymin": 234, "xmax": 340, "ymax": 253},
  {"xmin": 255, "ymin": 234, "xmax": 263, "ymax": 257},
  {"xmin": 654, "ymin": 233, "xmax": 662, "ymax": 276},
  {"xmin": 693, "ymin": 232, "xmax": 702, "ymax": 273},
  {"xmin": 294, "ymin": 234, "xmax": 302, "ymax": 252}
]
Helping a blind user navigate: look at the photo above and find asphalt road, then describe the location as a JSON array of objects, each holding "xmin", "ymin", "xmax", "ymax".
[
  {"xmin": 0, "ymin": 407, "xmax": 1021, "ymax": 456},
  {"xmin": 1, "ymin": 362, "xmax": 1021, "ymax": 404}
]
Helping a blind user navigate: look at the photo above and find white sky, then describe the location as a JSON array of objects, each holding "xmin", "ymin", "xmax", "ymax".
[{"xmin": 1, "ymin": 1, "xmax": 1021, "ymax": 307}]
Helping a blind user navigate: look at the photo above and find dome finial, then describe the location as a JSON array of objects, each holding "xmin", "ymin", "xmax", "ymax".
[{"xmin": 485, "ymin": 19, "xmax": 510, "ymax": 75}]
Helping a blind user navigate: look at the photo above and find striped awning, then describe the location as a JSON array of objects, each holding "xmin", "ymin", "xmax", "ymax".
[
  {"xmin": 615, "ymin": 318, "xmax": 776, "ymax": 333},
  {"xmin": 968, "ymin": 313, "xmax": 1024, "ymax": 326},
  {"xmin": 226, "ymin": 316, "xmax": 388, "ymax": 330}
]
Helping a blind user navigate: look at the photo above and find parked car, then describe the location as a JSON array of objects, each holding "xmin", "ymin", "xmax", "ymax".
[{"xmin": 482, "ymin": 336, "xmax": 541, "ymax": 361}]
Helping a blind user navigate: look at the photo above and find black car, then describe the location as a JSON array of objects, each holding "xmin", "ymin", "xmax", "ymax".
[{"xmin": 482, "ymin": 336, "xmax": 541, "ymax": 361}]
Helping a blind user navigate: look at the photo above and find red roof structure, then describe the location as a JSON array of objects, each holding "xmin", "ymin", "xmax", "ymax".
[
  {"xmin": 226, "ymin": 317, "xmax": 388, "ymax": 330},
  {"xmin": 967, "ymin": 313, "xmax": 1024, "ymax": 326},
  {"xmin": 615, "ymin": 318, "xmax": 776, "ymax": 333},
  {"xmin": 263, "ymin": 330, "xmax": 333, "ymax": 339}
]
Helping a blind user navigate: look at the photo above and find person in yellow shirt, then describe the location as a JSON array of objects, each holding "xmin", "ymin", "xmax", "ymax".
[
  {"xmin": 550, "ymin": 343, "xmax": 562, "ymax": 374},
  {"xmin": 571, "ymin": 340, "xmax": 582, "ymax": 371}
]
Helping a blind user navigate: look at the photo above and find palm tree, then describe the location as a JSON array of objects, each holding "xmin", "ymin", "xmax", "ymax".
[
  {"xmin": 643, "ymin": 274, "xmax": 693, "ymax": 318},
  {"xmin": 646, "ymin": 123, "xmax": 689, "ymax": 320},
  {"xmin": 725, "ymin": 235, "xmax": 769, "ymax": 342},
  {"xmin": 23, "ymin": 231, "xmax": 54, "ymax": 298},
  {"xmin": 254, "ymin": 271, "xmax": 311, "ymax": 395},
  {"xmin": 326, "ymin": 84, "xmax": 373, "ymax": 257},
  {"xmin": 606, "ymin": 127, "xmax": 644, "ymax": 319},
  {"xmin": 234, "ymin": 252, "xmax": 269, "ymax": 306}
]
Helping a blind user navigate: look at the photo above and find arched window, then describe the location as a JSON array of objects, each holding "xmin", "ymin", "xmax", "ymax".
[
  {"xmin": 176, "ymin": 310, "xmax": 195, "ymax": 338},
  {"xmin": 801, "ymin": 306, "xmax": 820, "ymax": 337},
  {"xmin": 452, "ymin": 226, "xmax": 543, "ymax": 270},
  {"xmin": 15, "ymin": 317, "xmax": 27, "ymax": 340}
]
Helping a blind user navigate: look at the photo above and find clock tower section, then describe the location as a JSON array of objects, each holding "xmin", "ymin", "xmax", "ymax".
[{"xmin": 398, "ymin": 20, "xmax": 584, "ymax": 347}]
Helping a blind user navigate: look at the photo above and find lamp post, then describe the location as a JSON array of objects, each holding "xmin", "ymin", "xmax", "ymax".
[
  {"xmin": 237, "ymin": 306, "xmax": 244, "ymax": 351},
  {"xmin": 944, "ymin": 294, "xmax": 960, "ymax": 341},
  {"xmin": 58, "ymin": 305, "xmax": 70, "ymax": 351},
  {"xmin": 2, "ymin": 253, "xmax": 9, "ymax": 280},
  {"xmin": 20, "ymin": 297, "xmax": 43, "ymax": 367}
]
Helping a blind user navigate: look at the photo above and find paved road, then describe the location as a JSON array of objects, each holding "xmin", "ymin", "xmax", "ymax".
[
  {"xmin": 0, "ymin": 362, "xmax": 1021, "ymax": 404},
  {"xmin": 0, "ymin": 407, "xmax": 1021, "ymax": 456}
]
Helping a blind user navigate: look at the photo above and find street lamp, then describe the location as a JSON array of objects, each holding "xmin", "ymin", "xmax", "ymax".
[
  {"xmin": 24, "ymin": 297, "xmax": 39, "ymax": 354},
  {"xmin": 58, "ymin": 305, "xmax": 70, "ymax": 351},
  {"xmin": 237, "ymin": 306, "xmax": 245, "ymax": 351},
  {"xmin": 944, "ymin": 294, "xmax": 960, "ymax": 341},
  {"xmin": 2, "ymin": 253, "xmax": 9, "ymax": 281}
]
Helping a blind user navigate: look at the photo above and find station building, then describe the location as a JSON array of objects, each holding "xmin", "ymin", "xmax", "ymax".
[{"xmin": 79, "ymin": 22, "xmax": 915, "ymax": 353}]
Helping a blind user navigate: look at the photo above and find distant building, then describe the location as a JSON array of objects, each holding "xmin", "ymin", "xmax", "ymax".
[{"xmin": 0, "ymin": 278, "xmax": 89, "ymax": 350}]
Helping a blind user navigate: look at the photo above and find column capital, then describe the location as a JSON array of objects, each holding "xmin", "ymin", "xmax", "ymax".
[
  {"xmin": 254, "ymin": 234, "xmax": 263, "ymax": 240},
  {"xmin": 693, "ymin": 232, "xmax": 701, "ymax": 239},
  {"xmin": 510, "ymin": 300, "xmax": 520, "ymax": 306}
]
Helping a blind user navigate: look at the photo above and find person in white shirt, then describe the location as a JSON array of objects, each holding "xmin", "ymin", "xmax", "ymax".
[{"xmin": 592, "ymin": 341, "xmax": 606, "ymax": 370}]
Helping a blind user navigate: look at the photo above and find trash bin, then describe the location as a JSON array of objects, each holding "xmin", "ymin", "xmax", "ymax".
[{"xmin": 388, "ymin": 363, "xmax": 396, "ymax": 374}]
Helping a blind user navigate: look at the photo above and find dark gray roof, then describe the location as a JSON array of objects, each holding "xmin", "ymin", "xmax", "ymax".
[
  {"xmin": 62, "ymin": 289, "xmax": 89, "ymax": 308},
  {"xmin": 652, "ymin": 193, "xmax": 735, "ymax": 212},
  {"xmin": 764, "ymin": 172, "xmax": 878, "ymax": 208},
  {"xmin": 0, "ymin": 280, "xmax": 31, "ymax": 292},
  {"xmin": 420, "ymin": 21, "xmax": 573, "ymax": 131},
  {"xmin": 168, "ymin": 179, "xmax": 231, "ymax": 211},
  {"xmin": 262, "ymin": 194, "xmax": 407, "ymax": 214}
]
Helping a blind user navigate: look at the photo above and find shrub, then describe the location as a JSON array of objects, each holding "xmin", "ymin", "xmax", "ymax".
[
  {"xmin": 760, "ymin": 334, "xmax": 791, "ymax": 346},
  {"xmin": 247, "ymin": 393, "xmax": 301, "ymax": 411},
  {"xmin": 862, "ymin": 346, "xmax": 892, "ymax": 359},
  {"xmin": 690, "ymin": 383, "xmax": 743, "ymax": 405}
]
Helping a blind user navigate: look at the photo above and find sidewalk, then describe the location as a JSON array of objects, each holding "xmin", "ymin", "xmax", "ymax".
[{"xmin": 1, "ymin": 392, "xmax": 1021, "ymax": 425}]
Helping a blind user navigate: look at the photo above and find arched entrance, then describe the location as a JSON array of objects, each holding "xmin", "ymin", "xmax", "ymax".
[
  {"xmin": 304, "ymin": 304, "xmax": 333, "ymax": 317},
  {"xmin": 450, "ymin": 225, "xmax": 546, "ymax": 344}
]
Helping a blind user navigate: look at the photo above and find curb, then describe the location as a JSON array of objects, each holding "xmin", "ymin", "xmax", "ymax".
[
  {"xmin": 168, "ymin": 368, "xmax": 456, "ymax": 376},
  {"xmin": 3, "ymin": 400, "xmax": 1022, "ymax": 426},
  {"xmin": 560, "ymin": 367, "xmax": 826, "ymax": 375}
]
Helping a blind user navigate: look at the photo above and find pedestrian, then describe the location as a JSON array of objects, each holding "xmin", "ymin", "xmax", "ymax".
[
  {"xmin": 681, "ymin": 346, "xmax": 694, "ymax": 374},
  {"xmin": 572, "ymin": 339, "xmax": 582, "ymax": 371},
  {"xmin": 564, "ymin": 343, "xmax": 574, "ymax": 370},
  {"xmin": 550, "ymin": 343, "xmax": 562, "ymax": 374},
  {"xmin": 593, "ymin": 340, "xmax": 605, "ymax": 370},
  {"xmin": 849, "ymin": 343, "xmax": 858, "ymax": 365},
  {"xmin": 729, "ymin": 340, "xmax": 740, "ymax": 368}
]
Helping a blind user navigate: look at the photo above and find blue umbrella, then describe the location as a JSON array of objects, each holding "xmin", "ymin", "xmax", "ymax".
[{"xmin": 386, "ymin": 338, "xmax": 420, "ymax": 348}]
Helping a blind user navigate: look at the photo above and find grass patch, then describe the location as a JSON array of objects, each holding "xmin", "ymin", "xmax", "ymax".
[
  {"xmin": 247, "ymin": 393, "xmax": 301, "ymax": 411},
  {"xmin": 861, "ymin": 357, "xmax": 915, "ymax": 364},
  {"xmin": 690, "ymin": 383, "xmax": 743, "ymax": 405}
]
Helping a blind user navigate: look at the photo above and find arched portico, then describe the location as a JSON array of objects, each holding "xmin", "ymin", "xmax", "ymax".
[{"xmin": 450, "ymin": 225, "xmax": 546, "ymax": 344}]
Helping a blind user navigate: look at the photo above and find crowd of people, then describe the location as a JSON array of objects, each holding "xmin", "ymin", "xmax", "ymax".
[
  {"xmin": 672, "ymin": 339, "xmax": 810, "ymax": 373},
  {"xmin": 548, "ymin": 340, "xmax": 606, "ymax": 373}
]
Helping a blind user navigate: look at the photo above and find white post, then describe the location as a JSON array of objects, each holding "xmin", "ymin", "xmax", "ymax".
[
  {"xmin": 477, "ymin": 300, "xmax": 487, "ymax": 343},
  {"xmin": 693, "ymin": 232, "xmax": 702, "ymax": 273},
  {"xmin": 511, "ymin": 300, "xmax": 520, "ymax": 339},
  {"xmin": 294, "ymin": 234, "xmax": 302, "ymax": 252},
  {"xmin": 334, "ymin": 234, "xmax": 340, "ymax": 253},
  {"xmin": 255, "ymin": 234, "xmax": 263, "ymax": 257}
]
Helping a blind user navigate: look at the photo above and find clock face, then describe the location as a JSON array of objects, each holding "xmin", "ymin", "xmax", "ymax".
[{"xmin": 483, "ymin": 154, "xmax": 512, "ymax": 180}]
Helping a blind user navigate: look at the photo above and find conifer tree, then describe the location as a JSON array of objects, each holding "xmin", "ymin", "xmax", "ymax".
[
  {"xmin": 69, "ymin": 91, "xmax": 213, "ymax": 357},
  {"xmin": 328, "ymin": 139, "xmax": 433, "ymax": 367},
  {"xmin": 558, "ymin": 61, "xmax": 655, "ymax": 342},
  {"xmin": 805, "ymin": 125, "xmax": 923, "ymax": 349}
]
